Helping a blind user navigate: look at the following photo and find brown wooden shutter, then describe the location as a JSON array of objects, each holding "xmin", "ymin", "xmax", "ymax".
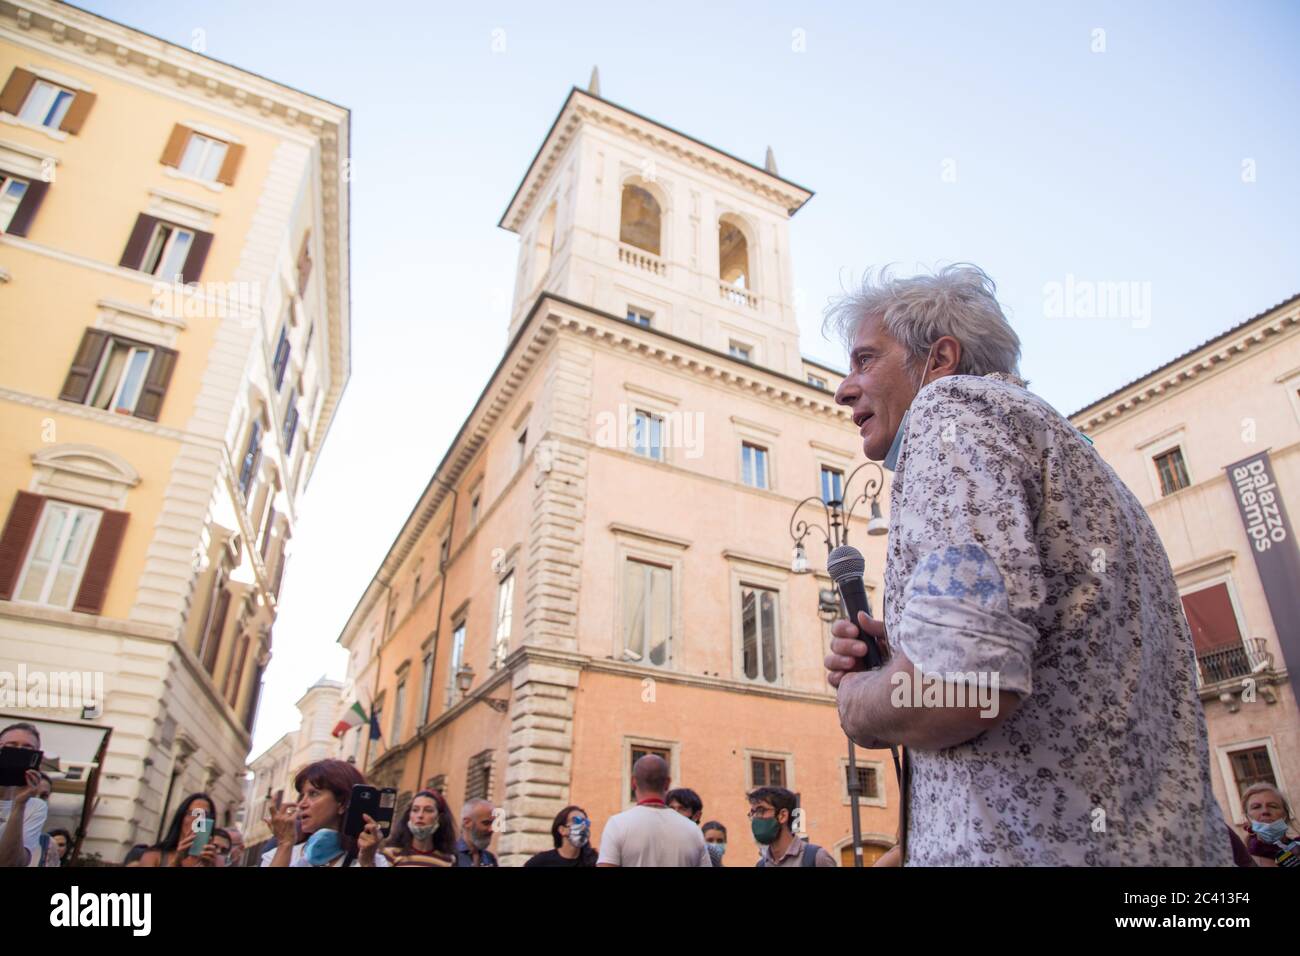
[
  {"xmin": 58, "ymin": 90, "xmax": 96, "ymax": 134},
  {"xmin": 180, "ymin": 230, "xmax": 213, "ymax": 283},
  {"xmin": 119, "ymin": 213, "xmax": 158, "ymax": 270},
  {"xmin": 72, "ymin": 508, "xmax": 128, "ymax": 615},
  {"xmin": 0, "ymin": 68, "xmax": 36, "ymax": 116},
  {"xmin": 4, "ymin": 178, "xmax": 48, "ymax": 237},
  {"xmin": 226, "ymin": 634, "xmax": 251, "ymax": 704},
  {"xmin": 202, "ymin": 588, "xmax": 231, "ymax": 673},
  {"xmin": 159, "ymin": 123, "xmax": 190, "ymax": 167},
  {"xmin": 59, "ymin": 328, "xmax": 111, "ymax": 404},
  {"xmin": 215, "ymin": 143, "xmax": 245, "ymax": 186},
  {"xmin": 296, "ymin": 233, "xmax": 312, "ymax": 293},
  {"xmin": 0, "ymin": 491, "xmax": 44, "ymax": 601},
  {"xmin": 132, "ymin": 346, "xmax": 178, "ymax": 422}
]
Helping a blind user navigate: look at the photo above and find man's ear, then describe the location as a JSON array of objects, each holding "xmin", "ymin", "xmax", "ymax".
[{"xmin": 931, "ymin": 335, "xmax": 962, "ymax": 377}]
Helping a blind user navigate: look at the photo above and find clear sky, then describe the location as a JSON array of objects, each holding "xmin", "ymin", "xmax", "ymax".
[{"xmin": 78, "ymin": 1, "xmax": 1300, "ymax": 757}]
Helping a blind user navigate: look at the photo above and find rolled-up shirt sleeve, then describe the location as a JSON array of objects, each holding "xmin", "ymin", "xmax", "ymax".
[{"xmin": 892, "ymin": 382, "xmax": 1045, "ymax": 698}]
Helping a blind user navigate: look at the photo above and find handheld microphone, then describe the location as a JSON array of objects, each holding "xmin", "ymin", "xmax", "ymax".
[{"xmin": 827, "ymin": 545, "xmax": 883, "ymax": 672}]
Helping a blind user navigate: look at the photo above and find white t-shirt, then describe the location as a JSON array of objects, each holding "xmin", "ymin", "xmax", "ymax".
[
  {"xmin": 0, "ymin": 796, "xmax": 47, "ymax": 866},
  {"xmin": 597, "ymin": 804, "xmax": 711, "ymax": 867},
  {"xmin": 260, "ymin": 842, "xmax": 303, "ymax": 866}
]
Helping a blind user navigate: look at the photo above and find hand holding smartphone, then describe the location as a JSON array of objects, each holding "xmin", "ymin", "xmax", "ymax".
[{"xmin": 343, "ymin": 785, "xmax": 396, "ymax": 838}]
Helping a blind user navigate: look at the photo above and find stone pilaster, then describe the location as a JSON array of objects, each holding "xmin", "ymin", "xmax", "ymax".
[
  {"xmin": 521, "ymin": 333, "xmax": 592, "ymax": 652},
  {"xmin": 498, "ymin": 654, "xmax": 582, "ymax": 865},
  {"xmin": 501, "ymin": 330, "xmax": 593, "ymax": 863}
]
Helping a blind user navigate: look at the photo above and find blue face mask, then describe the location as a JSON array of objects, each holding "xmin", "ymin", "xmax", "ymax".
[
  {"xmin": 706, "ymin": 842, "xmax": 726, "ymax": 862},
  {"xmin": 880, "ymin": 345, "xmax": 935, "ymax": 472},
  {"xmin": 1250, "ymin": 818, "xmax": 1289, "ymax": 844},
  {"xmin": 302, "ymin": 828, "xmax": 343, "ymax": 866},
  {"xmin": 882, "ymin": 411, "xmax": 908, "ymax": 471}
]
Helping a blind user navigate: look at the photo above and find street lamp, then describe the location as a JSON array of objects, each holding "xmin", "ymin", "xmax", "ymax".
[
  {"xmin": 788, "ymin": 460, "xmax": 888, "ymax": 868},
  {"xmin": 789, "ymin": 461, "xmax": 888, "ymax": 574},
  {"xmin": 454, "ymin": 662, "xmax": 510, "ymax": 714}
]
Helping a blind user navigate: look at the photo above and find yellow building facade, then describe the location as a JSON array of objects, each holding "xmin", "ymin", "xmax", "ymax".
[
  {"xmin": 336, "ymin": 84, "xmax": 898, "ymax": 866},
  {"xmin": 0, "ymin": 0, "xmax": 349, "ymax": 860}
]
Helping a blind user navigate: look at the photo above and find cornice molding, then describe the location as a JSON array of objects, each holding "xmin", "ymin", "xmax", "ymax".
[{"xmin": 1073, "ymin": 302, "xmax": 1300, "ymax": 434}]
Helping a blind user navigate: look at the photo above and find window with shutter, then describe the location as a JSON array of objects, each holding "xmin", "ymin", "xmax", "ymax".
[
  {"xmin": 15, "ymin": 77, "xmax": 74, "ymax": 129},
  {"xmin": 13, "ymin": 501, "xmax": 101, "ymax": 609},
  {"xmin": 465, "ymin": 750, "xmax": 494, "ymax": 803},
  {"xmin": 271, "ymin": 325, "xmax": 291, "ymax": 390},
  {"xmin": 120, "ymin": 214, "xmax": 212, "ymax": 283},
  {"xmin": 60, "ymin": 329, "xmax": 177, "ymax": 421},
  {"xmin": 1154, "ymin": 447, "xmax": 1191, "ymax": 496},
  {"xmin": 0, "ymin": 491, "xmax": 45, "ymax": 601},
  {"xmin": 0, "ymin": 171, "xmax": 49, "ymax": 237},
  {"xmin": 200, "ymin": 587, "xmax": 231, "ymax": 674},
  {"xmin": 239, "ymin": 420, "xmax": 263, "ymax": 499},
  {"xmin": 0, "ymin": 69, "xmax": 93, "ymax": 132},
  {"xmin": 282, "ymin": 402, "xmax": 300, "ymax": 457},
  {"xmin": 224, "ymin": 633, "xmax": 250, "ymax": 705},
  {"xmin": 2, "ymin": 495, "xmax": 128, "ymax": 615},
  {"xmin": 179, "ymin": 133, "xmax": 229, "ymax": 181}
]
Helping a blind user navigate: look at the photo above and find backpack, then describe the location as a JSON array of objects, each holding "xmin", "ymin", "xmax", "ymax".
[{"xmin": 757, "ymin": 843, "xmax": 821, "ymax": 867}]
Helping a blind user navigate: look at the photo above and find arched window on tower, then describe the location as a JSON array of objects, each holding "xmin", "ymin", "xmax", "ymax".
[
  {"xmin": 718, "ymin": 214, "xmax": 750, "ymax": 290},
  {"xmin": 620, "ymin": 184, "xmax": 662, "ymax": 256}
]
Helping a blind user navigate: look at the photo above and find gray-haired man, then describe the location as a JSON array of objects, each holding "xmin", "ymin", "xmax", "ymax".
[
  {"xmin": 455, "ymin": 798, "xmax": 498, "ymax": 867},
  {"xmin": 823, "ymin": 264, "xmax": 1234, "ymax": 866}
]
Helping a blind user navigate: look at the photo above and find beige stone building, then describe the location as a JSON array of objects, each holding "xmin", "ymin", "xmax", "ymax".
[
  {"xmin": 0, "ymin": 0, "xmax": 349, "ymax": 860},
  {"xmin": 1071, "ymin": 292, "xmax": 1300, "ymax": 831},
  {"xmin": 334, "ymin": 81, "xmax": 898, "ymax": 865}
]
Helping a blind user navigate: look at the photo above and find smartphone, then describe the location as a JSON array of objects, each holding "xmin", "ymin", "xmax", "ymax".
[
  {"xmin": 188, "ymin": 813, "xmax": 214, "ymax": 856},
  {"xmin": 0, "ymin": 748, "xmax": 42, "ymax": 787},
  {"xmin": 342, "ymin": 785, "xmax": 396, "ymax": 838}
]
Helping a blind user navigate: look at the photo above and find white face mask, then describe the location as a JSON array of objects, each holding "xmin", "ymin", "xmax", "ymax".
[
  {"xmin": 566, "ymin": 823, "xmax": 589, "ymax": 848},
  {"xmin": 409, "ymin": 818, "xmax": 438, "ymax": 841}
]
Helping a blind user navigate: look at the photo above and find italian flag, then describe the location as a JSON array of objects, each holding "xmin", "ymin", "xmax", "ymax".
[{"xmin": 332, "ymin": 701, "xmax": 368, "ymax": 738}]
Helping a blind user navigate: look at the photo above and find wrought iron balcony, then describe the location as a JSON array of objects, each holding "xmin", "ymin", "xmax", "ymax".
[{"xmin": 1195, "ymin": 637, "xmax": 1271, "ymax": 689}]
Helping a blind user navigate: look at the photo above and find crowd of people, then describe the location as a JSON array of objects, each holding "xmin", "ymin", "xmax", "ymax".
[{"xmin": 3, "ymin": 721, "xmax": 1298, "ymax": 867}]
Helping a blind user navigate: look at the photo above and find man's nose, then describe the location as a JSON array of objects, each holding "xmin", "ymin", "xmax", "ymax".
[{"xmin": 834, "ymin": 376, "xmax": 858, "ymax": 407}]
